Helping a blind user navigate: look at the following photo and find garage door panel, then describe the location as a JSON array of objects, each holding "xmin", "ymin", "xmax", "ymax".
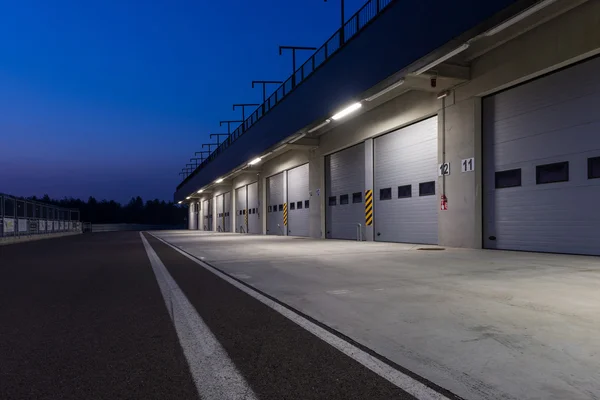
[
  {"xmin": 267, "ymin": 173, "xmax": 284, "ymax": 235},
  {"xmin": 287, "ymin": 164, "xmax": 309, "ymax": 237},
  {"xmin": 247, "ymin": 182, "xmax": 260, "ymax": 234},
  {"xmin": 235, "ymin": 186, "xmax": 247, "ymax": 233},
  {"xmin": 486, "ymin": 58, "xmax": 600, "ymax": 122},
  {"xmin": 325, "ymin": 143, "xmax": 365, "ymax": 240},
  {"xmin": 484, "ymin": 56, "xmax": 600, "ymax": 255},
  {"xmin": 223, "ymin": 191, "xmax": 232, "ymax": 232},
  {"xmin": 374, "ymin": 117, "xmax": 438, "ymax": 244}
]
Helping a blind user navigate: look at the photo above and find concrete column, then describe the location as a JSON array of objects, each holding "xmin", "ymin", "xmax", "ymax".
[
  {"xmin": 212, "ymin": 195, "xmax": 217, "ymax": 232},
  {"xmin": 308, "ymin": 149, "xmax": 324, "ymax": 238},
  {"xmin": 231, "ymin": 185, "xmax": 237, "ymax": 233},
  {"xmin": 198, "ymin": 200, "xmax": 203, "ymax": 231},
  {"xmin": 188, "ymin": 203, "xmax": 194, "ymax": 230},
  {"xmin": 364, "ymin": 138, "xmax": 374, "ymax": 242},
  {"xmin": 283, "ymin": 169, "xmax": 288, "ymax": 236},
  {"xmin": 437, "ymin": 94, "xmax": 482, "ymax": 248}
]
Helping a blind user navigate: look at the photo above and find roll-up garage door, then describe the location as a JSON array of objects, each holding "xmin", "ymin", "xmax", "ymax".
[
  {"xmin": 203, "ymin": 199, "xmax": 212, "ymax": 231},
  {"xmin": 374, "ymin": 116, "xmax": 438, "ymax": 244},
  {"xmin": 223, "ymin": 191, "xmax": 232, "ymax": 232},
  {"xmin": 325, "ymin": 143, "xmax": 365, "ymax": 240},
  {"xmin": 188, "ymin": 202, "xmax": 195, "ymax": 230},
  {"xmin": 235, "ymin": 185, "xmax": 247, "ymax": 233},
  {"xmin": 216, "ymin": 194, "xmax": 224, "ymax": 232},
  {"xmin": 287, "ymin": 164, "xmax": 310, "ymax": 237},
  {"xmin": 247, "ymin": 181, "xmax": 260, "ymax": 234},
  {"xmin": 483, "ymin": 57, "xmax": 600, "ymax": 255},
  {"xmin": 267, "ymin": 173, "xmax": 284, "ymax": 235}
]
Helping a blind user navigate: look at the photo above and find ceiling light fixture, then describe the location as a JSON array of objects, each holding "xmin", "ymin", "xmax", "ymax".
[
  {"xmin": 308, "ymin": 119, "xmax": 331, "ymax": 133},
  {"xmin": 365, "ymin": 79, "xmax": 405, "ymax": 102},
  {"xmin": 414, "ymin": 43, "xmax": 470, "ymax": 75},
  {"xmin": 215, "ymin": 178, "xmax": 224, "ymax": 183},
  {"xmin": 248, "ymin": 157, "xmax": 262, "ymax": 166},
  {"xmin": 197, "ymin": 189, "xmax": 203, "ymax": 193},
  {"xmin": 484, "ymin": 0, "xmax": 558, "ymax": 37},
  {"xmin": 331, "ymin": 102, "xmax": 362, "ymax": 120}
]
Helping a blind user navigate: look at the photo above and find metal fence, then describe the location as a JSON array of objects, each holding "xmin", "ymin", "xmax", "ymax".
[
  {"xmin": 0, "ymin": 193, "xmax": 82, "ymax": 239},
  {"xmin": 90, "ymin": 223, "xmax": 186, "ymax": 233},
  {"xmin": 178, "ymin": 0, "xmax": 396, "ymax": 190}
]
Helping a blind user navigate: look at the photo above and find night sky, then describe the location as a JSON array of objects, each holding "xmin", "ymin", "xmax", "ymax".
[{"xmin": 1, "ymin": 0, "xmax": 366, "ymax": 203}]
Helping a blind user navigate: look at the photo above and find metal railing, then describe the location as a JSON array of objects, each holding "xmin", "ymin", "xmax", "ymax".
[
  {"xmin": 0, "ymin": 193, "xmax": 82, "ymax": 240},
  {"xmin": 178, "ymin": 0, "xmax": 396, "ymax": 190}
]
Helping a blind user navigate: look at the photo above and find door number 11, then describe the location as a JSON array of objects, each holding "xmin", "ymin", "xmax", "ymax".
[{"xmin": 461, "ymin": 158, "xmax": 475, "ymax": 172}]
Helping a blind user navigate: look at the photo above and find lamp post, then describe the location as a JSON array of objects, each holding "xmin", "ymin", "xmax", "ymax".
[
  {"xmin": 324, "ymin": 0, "xmax": 345, "ymax": 46},
  {"xmin": 251, "ymin": 80, "xmax": 283, "ymax": 103},
  {"xmin": 210, "ymin": 133, "xmax": 230, "ymax": 146},
  {"xmin": 232, "ymin": 103, "xmax": 260, "ymax": 122},
  {"xmin": 219, "ymin": 120, "xmax": 243, "ymax": 135},
  {"xmin": 202, "ymin": 143, "xmax": 218, "ymax": 152},
  {"xmin": 279, "ymin": 45, "xmax": 317, "ymax": 85}
]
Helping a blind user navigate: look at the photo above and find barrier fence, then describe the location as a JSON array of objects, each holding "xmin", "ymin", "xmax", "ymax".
[{"xmin": 0, "ymin": 193, "xmax": 81, "ymax": 240}]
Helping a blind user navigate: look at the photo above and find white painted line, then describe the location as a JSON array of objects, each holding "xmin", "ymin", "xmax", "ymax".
[
  {"xmin": 327, "ymin": 289, "xmax": 350, "ymax": 295},
  {"xmin": 230, "ymin": 273, "xmax": 252, "ymax": 280},
  {"xmin": 149, "ymin": 232, "xmax": 451, "ymax": 400},
  {"xmin": 140, "ymin": 233, "xmax": 257, "ymax": 400}
]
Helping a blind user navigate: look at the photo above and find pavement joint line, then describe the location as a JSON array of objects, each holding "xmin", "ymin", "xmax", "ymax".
[
  {"xmin": 148, "ymin": 231, "xmax": 460, "ymax": 400},
  {"xmin": 140, "ymin": 232, "xmax": 258, "ymax": 400}
]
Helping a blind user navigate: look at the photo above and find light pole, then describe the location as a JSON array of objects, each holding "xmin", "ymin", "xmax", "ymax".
[
  {"xmin": 251, "ymin": 80, "xmax": 283, "ymax": 103},
  {"xmin": 210, "ymin": 133, "xmax": 230, "ymax": 146},
  {"xmin": 219, "ymin": 120, "xmax": 243, "ymax": 135},
  {"xmin": 324, "ymin": 0, "xmax": 345, "ymax": 46},
  {"xmin": 232, "ymin": 104, "xmax": 260, "ymax": 122},
  {"xmin": 279, "ymin": 46, "xmax": 317, "ymax": 84},
  {"xmin": 203, "ymin": 143, "xmax": 218, "ymax": 152}
]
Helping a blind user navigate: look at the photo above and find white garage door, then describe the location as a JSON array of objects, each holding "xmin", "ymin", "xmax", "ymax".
[
  {"xmin": 483, "ymin": 56, "xmax": 600, "ymax": 255},
  {"xmin": 235, "ymin": 185, "xmax": 247, "ymax": 233},
  {"xmin": 374, "ymin": 116, "xmax": 438, "ymax": 244},
  {"xmin": 202, "ymin": 199, "xmax": 212, "ymax": 231},
  {"xmin": 267, "ymin": 173, "xmax": 285, "ymax": 235},
  {"xmin": 247, "ymin": 182, "xmax": 261, "ymax": 234},
  {"xmin": 325, "ymin": 143, "xmax": 365, "ymax": 240},
  {"xmin": 216, "ymin": 194, "xmax": 224, "ymax": 232},
  {"xmin": 287, "ymin": 164, "xmax": 310, "ymax": 237},
  {"xmin": 223, "ymin": 191, "xmax": 232, "ymax": 232}
]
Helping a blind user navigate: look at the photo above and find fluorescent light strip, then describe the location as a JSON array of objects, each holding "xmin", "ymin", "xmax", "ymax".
[
  {"xmin": 215, "ymin": 178, "xmax": 224, "ymax": 183},
  {"xmin": 414, "ymin": 43, "xmax": 470, "ymax": 75},
  {"xmin": 331, "ymin": 103, "xmax": 362, "ymax": 120},
  {"xmin": 365, "ymin": 79, "xmax": 405, "ymax": 102},
  {"xmin": 248, "ymin": 157, "xmax": 262, "ymax": 166},
  {"xmin": 484, "ymin": 0, "xmax": 558, "ymax": 37},
  {"xmin": 308, "ymin": 119, "xmax": 331, "ymax": 133}
]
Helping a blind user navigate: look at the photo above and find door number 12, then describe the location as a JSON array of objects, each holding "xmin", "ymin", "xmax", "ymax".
[{"xmin": 461, "ymin": 158, "xmax": 475, "ymax": 172}]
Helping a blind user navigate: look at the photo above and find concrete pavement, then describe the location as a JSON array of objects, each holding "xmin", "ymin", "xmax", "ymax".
[{"xmin": 153, "ymin": 230, "xmax": 600, "ymax": 400}]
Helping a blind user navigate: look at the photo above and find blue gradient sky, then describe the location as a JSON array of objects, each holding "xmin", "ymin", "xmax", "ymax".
[{"xmin": 0, "ymin": 0, "xmax": 366, "ymax": 203}]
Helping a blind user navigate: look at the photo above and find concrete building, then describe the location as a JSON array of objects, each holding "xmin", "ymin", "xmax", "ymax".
[{"xmin": 178, "ymin": 0, "xmax": 600, "ymax": 256}]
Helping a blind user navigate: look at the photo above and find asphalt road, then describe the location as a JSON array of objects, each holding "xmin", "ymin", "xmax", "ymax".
[{"xmin": 1, "ymin": 231, "xmax": 454, "ymax": 399}]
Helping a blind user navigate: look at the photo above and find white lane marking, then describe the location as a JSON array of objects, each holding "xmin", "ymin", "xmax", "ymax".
[
  {"xmin": 230, "ymin": 273, "xmax": 251, "ymax": 280},
  {"xmin": 149, "ymin": 232, "xmax": 451, "ymax": 400},
  {"xmin": 327, "ymin": 289, "xmax": 350, "ymax": 295},
  {"xmin": 140, "ymin": 233, "xmax": 257, "ymax": 400},
  {"xmin": 374, "ymin": 288, "xmax": 385, "ymax": 291}
]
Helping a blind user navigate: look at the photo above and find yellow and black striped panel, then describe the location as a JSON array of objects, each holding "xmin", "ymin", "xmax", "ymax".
[
  {"xmin": 245, "ymin": 209, "xmax": 248, "ymax": 226},
  {"xmin": 365, "ymin": 189, "xmax": 373, "ymax": 226},
  {"xmin": 283, "ymin": 203, "xmax": 288, "ymax": 226}
]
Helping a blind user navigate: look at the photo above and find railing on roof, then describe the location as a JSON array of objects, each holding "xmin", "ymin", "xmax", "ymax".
[{"xmin": 178, "ymin": 0, "xmax": 395, "ymax": 191}]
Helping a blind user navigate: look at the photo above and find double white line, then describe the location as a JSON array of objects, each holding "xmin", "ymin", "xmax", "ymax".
[{"xmin": 141, "ymin": 232, "xmax": 451, "ymax": 400}]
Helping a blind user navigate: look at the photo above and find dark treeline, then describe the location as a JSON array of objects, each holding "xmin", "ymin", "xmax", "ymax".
[{"xmin": 27, "ymin": 195, "xmax": 187, "ymax": 225}]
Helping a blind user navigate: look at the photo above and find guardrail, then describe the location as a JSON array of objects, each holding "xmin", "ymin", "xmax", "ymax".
[
  {"xmin": 0, "ymin": 193, "xmax": 81, "ymax": 240},
  {"xmin": 89, "ymin": 224, "xmax": 186, "ymax": 233},
  {"xmin": 178, "ymin": 0, "xmax": 395, "ymax": 190}
]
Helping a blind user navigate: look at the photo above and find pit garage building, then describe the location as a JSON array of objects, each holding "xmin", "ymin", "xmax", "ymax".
[{"xmin": 176, "ymin": 0, "xmax": 600, "ymax": 256}]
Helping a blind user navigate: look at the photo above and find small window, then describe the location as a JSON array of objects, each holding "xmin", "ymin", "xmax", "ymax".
[
  {"xmin": 419, "ymin": 181, "xmax": 436, "ymax": 196},
  {"xmin": 297, "ymin": 201, "xmax": 302, "ymax": 209},
  {"xmin": 340, "ymin": 194, "xmax": 349, "ymax": 205},
  {"xmin": 495, "ymin": 169, "xmax": 521, "ymax": 189},
  {"xmin": 305, "ymin": 200, "xmax": 309, "ymax": 209},
  {"xmin": 268, "ymin": 206, "xmax": 272, "ymax": 212},
  {"xmin": 380, "ymin": 188, "xmax": 392, "ymax": 200},
  {"xmin": 243, "ymin": 209, "xmax": 246, "ymax": 215},
  {"xmin": 397, "ymin": 185, "xmax": 412, "ymax": 198},
  {"xmin": 290, "ymin": 202, "xmax": 296, "ymax": 210},
  {"xmin": 329, "ymin": 196, "xmax": 337, "ymax": 206},
  {"xmin": 536, "ymin": 162, "xmax": 568, "ymax": 184},
  {"xmin": 238, "ymin": 210, "xmax": 242, "ymax": 216},
  {"xmin": 278, "ymin": 204, "xmax": 283, "ymax": 212},
  {"xmin": 352, "ymin": 192, "xmax": 362, "ymax": 203},
  {"xmin": 588, "ymin": 157, "xmax": 600, "ymax": 179}
]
